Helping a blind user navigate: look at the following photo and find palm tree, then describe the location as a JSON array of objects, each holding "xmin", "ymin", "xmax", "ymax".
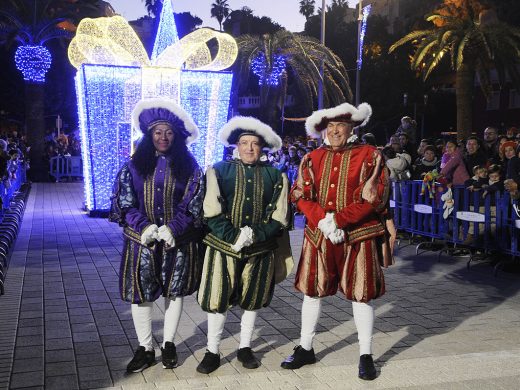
[
  {"xmin": 389, "ymin": 0, "xmax": 520, "ymax": 140},
  {"xmin": 143, "ymin": 0, "xmax": 162, "ymax": 17},
  {"xmin": 211, "ymin": 0, "xmax": 230, "ymax": 31},
  {"xmin": 235, "ymin": 30, "xmax": 352, "ymax": 128},
  {"xmin": 299, "ymin": 0, "xmax": 315, "ymax": 20},
  {"xmin": 0, "ymin": 0, "xmax": 110, "ymax": 180}
]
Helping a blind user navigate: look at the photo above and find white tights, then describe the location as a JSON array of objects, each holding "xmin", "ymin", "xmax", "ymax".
[
  {"xmin": 300, "ymin": 296, "xmax": 374, "ymax": 355},
  {"xmin": 131, "ymin": 297, "xmax": 184, "ymax": 350},
  {"xmin": 206, "ymin": 310, "xmax": 257, "ymax": 354}
]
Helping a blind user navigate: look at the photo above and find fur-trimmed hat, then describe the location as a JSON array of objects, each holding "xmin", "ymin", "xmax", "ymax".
[
  {"xmin": 131, "ymin": 98, "xmax": 199, "ymax": 145},
  {"xmin": 500, "ymin": 140, "xmax": 518, "ymax": 155},
  {"xmin": 219, "ymin": 116, "xmax": 282, "ymax": 152},
  {"xmin": 305, "ymin": 102, "xmax": 372, "ymax": 138}
]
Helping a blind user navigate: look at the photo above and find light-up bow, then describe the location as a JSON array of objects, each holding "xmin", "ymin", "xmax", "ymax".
[{"xmin": 68, "ymin": 16, "xmax": 238, "ymax": 71}]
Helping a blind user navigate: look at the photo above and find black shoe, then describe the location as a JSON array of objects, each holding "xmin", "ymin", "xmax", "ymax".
[
  {"xmin": 237, "ymin": 347, "xmax": 260, "ymax": 369},
  {"xmin": 161, "ymin": 341, "xmax": 178, "ymax": 369},
  {"xmin": 196, "ymin": 350, "xmax": 220, "ymax": 374},
  {"xmin": 280, "ymin": 345, "xmax": 316, "ymax": 369},
  {"xmin": 358, "ymin": 354, "xmax": 377, "ymax": 380},
  {"xmin": 126, "ymin": 346, "xmax": 155, "ymax": 373}
]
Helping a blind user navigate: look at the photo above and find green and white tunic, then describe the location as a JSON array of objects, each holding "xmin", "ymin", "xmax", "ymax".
[{"xmin": 198, "ymin": 159, "xmax": 290, "ymax": 313}]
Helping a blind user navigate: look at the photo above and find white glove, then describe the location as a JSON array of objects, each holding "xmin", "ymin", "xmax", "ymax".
[
  {"xmin": 230, "ymin": 226, "xmax": 254, "ymax": 252},
  {"xmin": 158, "ymin": 225, "xmax": 175, "ymax": 248},
  {"xmin": 328, "ymin": 228, "xmax": 345, "ymax": 245},
  {"xmin": 141, "ymin": 224, "xmax": 159, "ymax": 246},
  {"xmin": 318, "ymin": 213, "xmax": 337, "ymax": 238}
]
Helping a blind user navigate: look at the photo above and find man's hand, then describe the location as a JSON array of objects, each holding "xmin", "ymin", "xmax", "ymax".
[
  {"xmin": 504, "ymin": 179, "xmax": 518, "ymax": 193},
  {"xmin": 318, "ymin": 213, "xmax": 336, "ymax": 238},
  {"xmin": 328, "ymin": 228, "xmax": 345, "ymax": 245},
  {"xmin": 230, "ymin": 226, "xmax": 254, "ymax": 252},
  {"xmin": 141, "ymin": 224, "xmax": 159, "ymax": 246}
]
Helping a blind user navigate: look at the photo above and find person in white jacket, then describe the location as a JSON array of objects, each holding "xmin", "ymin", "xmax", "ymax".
[{"xmin": 382, "ymin": 146, "xmax": 412, "ymax": 180}]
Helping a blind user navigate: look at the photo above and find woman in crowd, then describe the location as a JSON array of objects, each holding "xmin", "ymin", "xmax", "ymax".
[
  {"xmin": 440, "ymin": 139, "xmax": 470, "ymax": 186},
  {"xmin": 109, "ymin": 98, "xmax": 204, "ymax": 373}
]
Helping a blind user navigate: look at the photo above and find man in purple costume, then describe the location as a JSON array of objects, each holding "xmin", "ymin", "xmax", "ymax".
[{"xmin": 109, "ymin": 98, "xmax": 204, "ymax": 373}]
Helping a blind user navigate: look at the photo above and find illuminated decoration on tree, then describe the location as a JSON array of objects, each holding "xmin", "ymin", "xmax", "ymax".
[
  {"xmin": 251, "ymin": 52, "xmax": 286, "ymax": 86},
  {"xmin": 70, "ymin": 7, "xmax": 237, "ymax": 213},
  {"xmin": 15, "ymin": 45, "xmax": 52, "ymax": 83},
  {"xmin": 151, "ymin": 0, "xmax": 179, "ymax": 62},
  {"xmin": 357, "ymin": 4, "xmax": 372, "ymax": 71}
]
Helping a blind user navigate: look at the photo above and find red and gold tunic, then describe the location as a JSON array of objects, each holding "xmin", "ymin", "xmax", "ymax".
[{"xmin": 290, "ymin": 143, "xmax": 393, "ymax": 302}]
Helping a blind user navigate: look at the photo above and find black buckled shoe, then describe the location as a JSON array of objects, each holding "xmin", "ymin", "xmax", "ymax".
[
  {"xmin": 161, "ymin": 341, "xmax": 178, "ymax": 369},
  {"xmin": 358, "ymin": 354, "xmax": 377, "ymax": 380},
  {"xmin": 281, "ymin": 345, "xmax": 316, "ymax": 369},
  {"xmin": 126, "ymin": 346, "xmax": 155, "ymax": 373},
  {"xmin": 237, "ymin": 347, "xmax": 260, "ymax": 369},
  {"xmin": 196, "ymin": 350, "xmax": 220, "ymax": 374}
]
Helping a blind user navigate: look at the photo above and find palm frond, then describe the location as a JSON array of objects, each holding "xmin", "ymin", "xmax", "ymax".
[{"xmin": 388, "ymin": 30, "xmax": 432, "ymax": 53}]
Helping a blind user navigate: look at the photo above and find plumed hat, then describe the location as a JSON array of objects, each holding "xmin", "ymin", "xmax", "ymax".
[
  {"xmin": 131, "ymin": 98, "xmax": 199, "ymax": 145},
  {"xmin": 305, "ymin": 102, "xmax": 372, "ymax": 138},
  {"xmin": 219, "ymin": 116, "xmax": 282, "ymax": 152}
]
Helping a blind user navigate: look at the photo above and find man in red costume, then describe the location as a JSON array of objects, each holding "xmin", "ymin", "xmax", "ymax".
[{"xmin": 281, "ymin": 102, "xmax": 396, "ymax": 380}]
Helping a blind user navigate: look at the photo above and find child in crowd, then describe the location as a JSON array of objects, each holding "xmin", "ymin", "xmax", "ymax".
[
  {"xmin": 382, "ymin": 145, "xmax": 412, "ymax": 181},
  {"xmin": 483, "ymin": 164, "xmax": 504, "ymax": 198},
  {"xmin": 464, "ymin": 165, "xmax": 488, "ymax": 192}
]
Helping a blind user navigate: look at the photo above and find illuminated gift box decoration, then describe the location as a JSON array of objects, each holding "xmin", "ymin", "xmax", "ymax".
[{"xmin": 69, "ymin": 0, "xmax": 237, "ymax": 213}]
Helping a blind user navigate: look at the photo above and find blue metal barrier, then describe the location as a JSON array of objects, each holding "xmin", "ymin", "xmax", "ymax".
[
  {"xmin": 392, "ymin": 180, "xmax": 520, "ymax": 264},
  {"xmin": 49, "ymin": 156, "xmax": 83, "ymax": 181}
]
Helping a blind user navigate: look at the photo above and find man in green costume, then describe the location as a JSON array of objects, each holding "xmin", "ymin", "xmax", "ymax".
[{"xmin": 196, "ymin": 116, "xmax": 292, "ymax": 374}]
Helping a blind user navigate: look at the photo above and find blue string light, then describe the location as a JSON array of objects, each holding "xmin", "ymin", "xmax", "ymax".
[
  {"xmin": 76, "ymin": 64, "xmax": 233, "ymax": 212},
  {"xmin": 14, "ymin": 45, "xmax": 52, "ymax": 83},
  {"xmin": 357, "ymin": 4, "xmax": 372, "ymax": 71},
  {"xmin": 151, "ymin": 0, "xmax": 179, "ymax": 62},
  {"xmin": 251, "ymin": 52, "xmax": 286, "ymax": 86}
]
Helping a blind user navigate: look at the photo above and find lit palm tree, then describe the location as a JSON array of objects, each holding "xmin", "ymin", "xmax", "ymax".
[
  {"xmin": 211, "ymin": 0, "xmax": 230, "ymax": 31},
  {"xmin": 0, "ymin": 0, "xmax": 110, "ymax": 180},
  {"xmin": 235, "ymin": 30, "xmax": 352, "ymax": 127},
  {"xmin": 299, "ymin": 0, "xmax": 315, "ymax": 20},
  {"xmin": 389, "ymin": 0, "xmax": 520, "ymax": 140}
]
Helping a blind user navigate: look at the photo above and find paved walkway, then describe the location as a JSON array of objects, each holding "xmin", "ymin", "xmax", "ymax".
[{"xmin": 1, "ymin": 183, "xmax": 520, "ymax": 389}]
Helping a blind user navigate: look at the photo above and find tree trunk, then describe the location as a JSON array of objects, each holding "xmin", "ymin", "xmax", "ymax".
[
  {"xmin": 259, "ymin": 85, "xmax": 281, "ymax": 131},
  {"xmin": 25, "ymin": 82, "xmax": 47, "ymax": 182},
  {"xmin": 455, "ymin": 63, "xmax": 475, "ymax": 142}
]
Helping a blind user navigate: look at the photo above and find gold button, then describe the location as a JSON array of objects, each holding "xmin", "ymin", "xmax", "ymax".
[
  {"xmin": 157, "ymin": 188, "xmax": 161, "ymax": 191},
  {"xmin": 247, "ymin": 179, "xmax": 252, "ymax": 183},
  {"xmin": 246, "ymin": 197, "xmax": 250, "ymax": 201},
  {"xmin": 305, "ymin": 181, "xmax": 309, "ymax": 185},
  {"xmin": 333, "ymin": 167, "xmax": 338, "ymax": 171},
  {"xmin": 278, "ymin": 185, "xmax": 282, "ymax": 188},
  {"xmin": 328, "ymin": 201, "xmax": 333, "ymax": 206},
  {"xmin": 245, "ymin": 215, "xmax": 250, "ymax": 219},
  {"xmin": 268, "ymin": 203, "xmax": 272, "ymax": 206},
  {"xmin": 330, "ymin": 184, "xmax": 335, "ymax": 188}
]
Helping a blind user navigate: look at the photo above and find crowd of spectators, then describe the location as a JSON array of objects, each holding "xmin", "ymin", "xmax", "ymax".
[{"xmin": 0, "ymin": 128, "xmax": 29, "ymax": 191}]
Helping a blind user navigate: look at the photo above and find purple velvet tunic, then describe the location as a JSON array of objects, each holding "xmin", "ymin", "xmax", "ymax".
[{"xmin": 109, "ymin": 156, "xmax": 204, "ymax": 303}]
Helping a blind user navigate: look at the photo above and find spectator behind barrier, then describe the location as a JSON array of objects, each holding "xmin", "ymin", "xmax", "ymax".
[
  {"xmin": 482, "ymin": 127, "xmax": 500, "ymax": 164},
  {"xmin": 463, "ymin": 136, "xmax": 487, "ymax": 175},
  {"xmin": 382, "ymin": 146, "xmax": 411, "ymax": 181},
  {"xmin": 412, "ymin": 145, "xmax": 439, "ymax": 180},
  {"xmin": 440, "ymin": 139, "xmax": 470, "ymax": 186}
]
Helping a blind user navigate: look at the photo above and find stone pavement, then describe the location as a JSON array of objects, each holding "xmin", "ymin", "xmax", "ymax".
[{"xmin": 1, "ymin": 182, "xmax": 520, "ymax": 390}]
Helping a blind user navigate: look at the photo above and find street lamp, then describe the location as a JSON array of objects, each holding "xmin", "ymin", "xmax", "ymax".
[
  {"xmin": 318, "ymin": 0, "xmax": 326, "ymax": 110},
  {"xmin": 355, "ymin": 1, "xmax": 371, "ymax": 106}
]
